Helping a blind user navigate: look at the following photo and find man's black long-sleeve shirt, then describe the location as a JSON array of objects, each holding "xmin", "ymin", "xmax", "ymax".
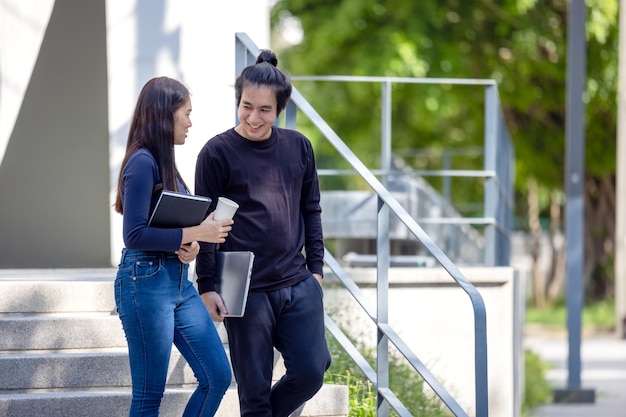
[{"xmin": 194, "ymin": 127, "xmax": 324, "ymax": 294}]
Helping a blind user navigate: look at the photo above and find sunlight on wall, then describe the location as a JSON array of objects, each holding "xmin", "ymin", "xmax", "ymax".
[
  {"xmin": 0, "ymin": 1, "xmax": 55, "ymax": 166},
  {"xmin": 107, "ymin": 0, "xmax": 271, "ymax": 265}
]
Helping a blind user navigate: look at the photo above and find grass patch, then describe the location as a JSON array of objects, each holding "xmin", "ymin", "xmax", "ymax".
[{"xmin": 525, "ymin": 299, "xmax": 616, "ymax": 333}]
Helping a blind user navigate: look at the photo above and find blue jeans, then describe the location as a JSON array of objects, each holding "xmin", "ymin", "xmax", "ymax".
[
  {"xmin": 115, "ymin": 249, "xmax": 232, "ymax": 417},
  {"xmin": 225, "ymin": 275, "xmax": 331, "ymax": 417}
]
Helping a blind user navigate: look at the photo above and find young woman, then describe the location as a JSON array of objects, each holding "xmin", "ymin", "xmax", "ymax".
[{"xmin": 114, "ymin": 76, "xmax": 233, "ymax": 417}]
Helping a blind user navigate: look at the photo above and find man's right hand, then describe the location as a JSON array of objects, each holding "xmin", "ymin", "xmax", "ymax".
[{"xmin": 200, "ymin": 291, "xmax": 228, "ymax": 322}]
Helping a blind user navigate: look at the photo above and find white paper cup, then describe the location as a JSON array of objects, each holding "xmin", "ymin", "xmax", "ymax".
[{"xmin": 214, "ymin": 197, "xmax": 239, "ymax": 221}]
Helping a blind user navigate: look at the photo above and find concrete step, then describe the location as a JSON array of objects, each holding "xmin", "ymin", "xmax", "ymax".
[
  {"xmin": 0, "ymin": 269, "xmax": 117, "ymax": 313},
  {"xmin": 0, "ymin": 348, "xmax": 199, "ymax": 389},
  {"xmin": 0, "ymin": 312, "xmax": 126, "ymax": 350},
  {"xmin": 0, "ymin": 270, "xmax": 349, "ymax": 417},
  {"xmin": 0, "ymin": 386, "xmax": 234, "ymax": 417},
  {"xmin": 0, "ymin": 384, "xmax": 347, "ymax": 417}
]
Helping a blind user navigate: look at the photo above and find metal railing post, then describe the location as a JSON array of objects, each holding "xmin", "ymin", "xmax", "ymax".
[
  {"xmin": 285, "ymin": 100, "xmax": 297, "ymax": 129},
  {"xmin": 484, "ymin": 84, "xmax": 498, "ymax": 266},
  {"xmin": 443, "ymin": 150, "xmax": 452, "ymax": 207},
  {"xmin": 381, "ymin": 81, "xmax": 392, "ymax": 187},
  {"xmin": 234, "ymin": 33, "xmax": 260, "ymax": 124},
  {"xmin": 377, "ymin": 197, "xmax": 391, "ymax": 417},
  {"xmin": 499, "ymin": 111, "xmax": 515, "ymax": 265}
]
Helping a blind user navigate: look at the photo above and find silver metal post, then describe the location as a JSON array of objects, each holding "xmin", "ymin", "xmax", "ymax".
[
  {"xmin": 381, "ymin": 81, "xmax": 392, "ymax": 187},
  {"xmin": 554, "ymin": 0, "xmax": 595, "ymax": 403}
]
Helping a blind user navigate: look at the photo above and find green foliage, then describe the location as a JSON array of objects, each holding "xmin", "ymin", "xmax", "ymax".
[
  {"xmin": 324, "ymin": 331, "xmax": 378, "ymax": 417},
  {"xmin": 324, "ymin": 332, "xmax": 451, "ymax": 416},
  {"xmin": 522, "ymin": 349, "xmax": 552, "ymax": 414},
  {"xmin": 325, "ymin": 330, "xmax": 554, "ymax": 416},
  {"xmin": 328, "ymin": 372, "xmax": 376, "ymax": 417},
  {"xmin": 271, "ymin": 0, "xmax": 619, "ymax": 300},
  {"xmin": 271, "ymin": 0, "xmax": 618, "ymax": 199}
]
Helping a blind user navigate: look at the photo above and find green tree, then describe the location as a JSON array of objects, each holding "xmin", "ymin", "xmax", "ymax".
[{"xmin": 270, "ymin": 0, "xmax": 618, "ymax": 302}]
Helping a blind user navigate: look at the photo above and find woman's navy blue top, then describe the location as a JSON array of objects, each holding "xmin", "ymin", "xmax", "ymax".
[{"xmin": 120, "ymin": 149, "xmax": 184, "ymax": 252}]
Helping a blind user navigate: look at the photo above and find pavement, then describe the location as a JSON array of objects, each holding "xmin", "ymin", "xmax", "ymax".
[{"xmin": 524, "ymin": 329, "xmax": 626, "ymax": 417}]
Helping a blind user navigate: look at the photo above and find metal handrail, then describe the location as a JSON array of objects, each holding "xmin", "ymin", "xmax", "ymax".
[
  {"xmin": 235, "ymin": 32, "xmax": 490, "ymax": 417},
  {"xmin": 291, "ymin": 78, "xmax": 514, "ymax": 267}
]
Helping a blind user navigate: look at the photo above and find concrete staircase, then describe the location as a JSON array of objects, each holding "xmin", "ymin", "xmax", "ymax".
[{"xmin": 0, "ymin": 269, "xmax": 348, "ymax": 417}]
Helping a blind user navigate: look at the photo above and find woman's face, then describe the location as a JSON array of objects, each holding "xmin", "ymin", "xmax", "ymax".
[
  {"xmin": 173, "ymin": 97, "xmax": 192, "ymax": 145},
  {"xmin": 235, "ymin": 85, "xmax": 277, "ymax": 141}
]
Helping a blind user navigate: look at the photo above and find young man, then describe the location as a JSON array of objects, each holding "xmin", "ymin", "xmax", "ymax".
[{"xmin": 195, "ymin": 50, "xmax": 331, "ymax": 417}]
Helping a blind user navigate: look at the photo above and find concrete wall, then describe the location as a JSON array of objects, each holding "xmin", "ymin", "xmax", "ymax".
[
  {"xmin": 0, "ymin": 0, "xmax": 110, "ymax": 267},
  {"xmin": 0, "ymin": 0, "xmax": 272, "ymax": 267},
  {"xmin": 324, "ymin": 266, "xmax": 525, "ymax": 417}
]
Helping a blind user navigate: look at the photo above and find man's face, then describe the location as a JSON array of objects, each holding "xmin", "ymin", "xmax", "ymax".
[{"xmin": 235, "ymin": 85, "xmax": 277, "ymax": 141}]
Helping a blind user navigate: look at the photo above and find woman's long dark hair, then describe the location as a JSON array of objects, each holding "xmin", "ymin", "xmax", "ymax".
[{"xmin": 114, "ymin": 76, "xmax": 190, "ymax": 214}]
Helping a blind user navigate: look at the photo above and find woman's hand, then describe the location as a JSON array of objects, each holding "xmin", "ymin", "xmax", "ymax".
[
  {"xmin": 199, "ymin": 212, "xmax": 234, "ymax": 243},
  {"xmin": 181, "ymin": 212, "xmax": 234, "ymax": 244},
  {"xmin": 175, "ymin": 241, "xmax": 199, "ymax": 264},
  {"xmin": 201, "ymin": 291, "xmax": 228, "ymax": 322}
]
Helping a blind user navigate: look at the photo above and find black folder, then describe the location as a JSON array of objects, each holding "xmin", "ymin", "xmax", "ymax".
[
  {"xmin": 148, "ymin": 191, "xmax": 211, "ymax": 228},
  {"xmin": 217, "ymin": 251, "xmax": 254, "ymax": 317}
]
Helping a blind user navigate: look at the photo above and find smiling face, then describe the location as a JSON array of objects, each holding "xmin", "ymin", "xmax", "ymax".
[
  {"xmin": 173, "ymin": 97, "xmax": 192, "ymax": 145},
  {"xmin": 235, "ymin": 85, "xmax": 277, "ymax": 141}
]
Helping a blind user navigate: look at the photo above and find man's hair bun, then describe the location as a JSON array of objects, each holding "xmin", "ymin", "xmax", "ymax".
[{"xmin": 256, "ymin": 49, "xmax": 278, "ymax": 67}]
